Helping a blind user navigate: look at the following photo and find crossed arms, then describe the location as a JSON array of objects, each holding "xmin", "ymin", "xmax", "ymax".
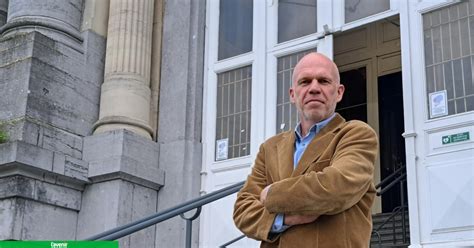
[{"xmin": 233, "ymin": 122, "xmax": 378, "ymax": 242}]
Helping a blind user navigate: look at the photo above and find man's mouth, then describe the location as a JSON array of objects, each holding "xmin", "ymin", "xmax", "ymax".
[{"xmin": 305, "ymin": 99, "xmax": 324, "ymax": 105}]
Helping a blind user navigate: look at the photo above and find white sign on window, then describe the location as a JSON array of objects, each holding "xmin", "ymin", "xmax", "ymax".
[
  {"xmin": 429, "ymin": 90, "xmax": 448, "ymax": 118},
  {"xmin": 216, "ymin": 138, "xmax": 228, "ymax": 161}
]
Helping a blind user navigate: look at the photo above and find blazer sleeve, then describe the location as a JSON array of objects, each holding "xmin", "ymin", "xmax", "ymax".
[
  {"xmin": 233, "ymin": 143, "xmax": 280, "ymax": 242},
  {"xmin": 263, "ymin": 122, "xmax": 378, "ymax": 216}
]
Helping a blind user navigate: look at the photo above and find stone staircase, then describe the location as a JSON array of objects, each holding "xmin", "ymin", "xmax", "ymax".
[{"xmin": 370, "ymin": 211, "xmax": 410, "ymax": 248}]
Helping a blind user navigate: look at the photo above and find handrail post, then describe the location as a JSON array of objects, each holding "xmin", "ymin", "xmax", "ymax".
[
  {"xmin": 401, "ymin": 179, "xmax": 407, "ymax": 244},
  {"xmin": 185, "ymin": 218, "xmax": 192, "ymax": 248},
  {"xmin": 180, "ymin": 207, "xmax": 201, "ymax": 248},
  {"xmin": 392, "ymin": 209, "xmax": 396, "ymax": 243}
]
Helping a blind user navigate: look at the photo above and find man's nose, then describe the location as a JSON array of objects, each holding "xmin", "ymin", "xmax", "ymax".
[{"xmin": 308, "ymin": 79, "xmax": 321, "ymax": 93}]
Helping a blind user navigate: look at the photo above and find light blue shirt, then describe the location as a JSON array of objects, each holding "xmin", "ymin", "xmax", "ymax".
[{"xmin": 270, "ymin": 113, "xmax": 336, "ymax": 234}]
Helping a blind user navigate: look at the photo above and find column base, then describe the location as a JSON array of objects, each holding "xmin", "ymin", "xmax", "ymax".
[
  {"xmin": 93, "ymin": 116, "xmax": 153, "ymax": 140},
  {"xmin": 79, "ymin": 129, "xmax": 164, "ymax": 248}
]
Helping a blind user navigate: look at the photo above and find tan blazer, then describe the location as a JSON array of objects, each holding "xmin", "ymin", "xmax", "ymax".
[{"xmin": 233, "ymin": 114, "xmax": 378, "ymax": 248}]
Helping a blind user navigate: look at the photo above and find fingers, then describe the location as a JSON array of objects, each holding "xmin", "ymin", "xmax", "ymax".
[
  {"xmin": 284, "ymin": 214, "xmax": 318, "ymax": 226},
  {"xmin": 259, "ymin": 185, "xmax": 271, "ymax": 204}
]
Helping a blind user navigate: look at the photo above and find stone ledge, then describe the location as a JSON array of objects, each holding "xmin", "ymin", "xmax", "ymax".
[
  {"xmin": 83, "ymin": 129, "xmax": 164, "ymax": 190},
  {"xmin": 0, "ymin": 141, "xmax": 53, "ymax": 171},
  {"xmin": 0, "ymin": 175, "xmax": 82, "ymax": 210},
  {"xmin": 0, "ymin": 141, "xmax": 90, "ymax": 189}
]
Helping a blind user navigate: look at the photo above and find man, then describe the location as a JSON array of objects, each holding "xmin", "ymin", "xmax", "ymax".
[{"xmin": 233, "ymin": 53, "xmax": 378, "ymax": 247}]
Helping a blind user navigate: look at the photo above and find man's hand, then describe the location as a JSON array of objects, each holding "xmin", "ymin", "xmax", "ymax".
[
  {"xmin": 260, "ymin": 184, "xmax": 318, "ymax": 226},
  {"xmin": 259, "ymin": 185, "xmax": 271, "ymax": 204},
  {"xmin": 284, "ymin": 214, "xmax": 319, "ymax": 226}
]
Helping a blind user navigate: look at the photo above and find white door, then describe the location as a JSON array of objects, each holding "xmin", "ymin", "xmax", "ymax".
[
  {"xmin": 199, "ymin": 1, "xmax": 266, "ymax": 246},
  {"xmin": 400, "ymin": 0, "xmax": 474, "ymax": 247},
  {"xmin": 200, "ymin": 0, "xmax": 401, "ymax": 247}
]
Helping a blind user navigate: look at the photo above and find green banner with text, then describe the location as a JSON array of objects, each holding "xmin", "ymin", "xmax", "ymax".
[{"xmin": 0, "ymin": 241, "xmax": 118, "ymax": 248}]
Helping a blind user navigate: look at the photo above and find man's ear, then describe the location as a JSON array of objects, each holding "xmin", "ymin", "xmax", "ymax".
[
  {"xmin": 289, "ymin": 87, "xmax": 295, "ymax": 103},
  {"xmin": 336, "ymin": 84, "xmax": 345, "ymax": 102}
]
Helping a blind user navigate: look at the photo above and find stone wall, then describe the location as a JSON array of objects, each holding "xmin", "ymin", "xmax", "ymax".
[
  {"xmin": 0, "ymin": 1, "xmax": 195, "ymax": 247},
  {"xmin": 0, "ymin": 1, "xmax": 164, "ymax": 246},
  {"xmin": 0, "ymin": 29, "xmax": 100, "ymax": 245},
  {"xmin": 155, "ymin": 0, "xmax": 206, "ymax": 247}
]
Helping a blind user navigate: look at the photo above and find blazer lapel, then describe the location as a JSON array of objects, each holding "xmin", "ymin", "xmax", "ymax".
[
  {"xmin": 276, "ymin": 131, "xmax": 295, "ymax": 180},
  {"xmin": 291, "ymin": 114, "xmax": 345, "ymax": 176}
]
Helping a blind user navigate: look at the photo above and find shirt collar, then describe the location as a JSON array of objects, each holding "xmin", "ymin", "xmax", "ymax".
[{"xmin": 294, "ymin": 113, "xmax": 336, "ymax": 141}]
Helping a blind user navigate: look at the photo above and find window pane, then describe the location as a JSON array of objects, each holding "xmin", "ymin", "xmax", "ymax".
[
  {"xmin": 423, "ymin": 1, "xmax": 474, "ymax": 118},
  {"xmin": 432, "ymin": 26, "xmax": 442, "ymax": 64},
  {"xmin": 276, "ymin": 49, "xmax": 313, "ymax": 133},
  {"xmin": 218, "ymin": 0, "xmax": 253, "ymax": 60},
  {"xmin": 338, "ymin": 67, "xmax": 367, "ymax": 109},
  {"xmin": 441, "ymin": 23, "xmax": 451, "ymax": 61},
  {"xmin": 426, "ymin": 66, "xmax": 435, "ymax": 94},
  {"xmin": 424, "ymin": 26, "xmax": 434, "ymax": 66},
  {"xmin": 444, "ymin": 62, "xmax": 454, "ymax": 99},
  {"xmin": 278, "ymin": 0, "xmax": 317, "ymax": 43},
  {"xmin": 345, "ymin": 0, "xmax": 390, "ymax": 23},
  {"xmin": 337, "ymin": 105, "xmax": 367, "ymax": 123},
  {"xmin": 337, "ymin": 67, "xmax": 367, "ymax": 123},
  {"xmin": 467, "ymin": 95, "xmax": 474, "ymax": 111},
  {"xmin": 216, "ymin": 66, "xmax": 252, "ymax": 160}
]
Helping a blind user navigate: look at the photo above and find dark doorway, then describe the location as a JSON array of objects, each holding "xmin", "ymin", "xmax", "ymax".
[
  {"xmin": 378, "ymin": 72, "xmax": 407, "ymax": 213},
  {"xmin": 337, "ymin": 68, "xmax": 408, "ymax": 213},
  {"xmin": 337, "ymin": 67, "xmax": 368, "ymax": 122}
]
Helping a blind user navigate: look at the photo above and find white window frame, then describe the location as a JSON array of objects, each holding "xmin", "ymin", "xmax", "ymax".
[
  {"xmin": 202, "ymin": 0, "xmax": 266, "ymax": 178},
  {"xmin": 333, "ymin": 0, "xmax": 400, "ymax": 32},
  {"xmin": 264, "ymin": 0, "xmax": 333, "ymax": 138}
]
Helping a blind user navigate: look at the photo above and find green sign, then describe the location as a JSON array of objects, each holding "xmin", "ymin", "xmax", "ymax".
[
  {"xmin": 0, "ymin": 241, "xmax": 118, "ymax": 248},
  {"xmin": 442, "ymin": 132, "xmax": 470, "ymax": 145}
]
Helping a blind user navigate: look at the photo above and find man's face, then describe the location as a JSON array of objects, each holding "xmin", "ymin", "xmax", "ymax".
[{"xmin": 290, "ymin": 53, "xmax": 345, "ymax": 124}]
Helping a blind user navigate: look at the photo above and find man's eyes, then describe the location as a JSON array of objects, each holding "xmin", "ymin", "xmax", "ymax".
[
  {"xmin": 320, "ymin": 79, "xmax": 329, "ymax": 84},
  {"xmin": 298, "ymin": 78, "xmax": 330, "ymax": 85},
  {"xmin": 299, "ymin": 80, "xmax": 310, "ymax": 85}
]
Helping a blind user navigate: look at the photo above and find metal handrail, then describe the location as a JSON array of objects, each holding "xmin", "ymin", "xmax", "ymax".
[
  {"xmin": 219, "ymin": 234, "xmax": 246, "ymax": 248},
  {"xmin": 377, "ymin": 172, "xmax": 406, "ymax": 196},
  {"xmin": 372, "ymin": 169, "xmax": 409, "ymax": 247},
  {"xmin": 370, "ymin": 163, "xmax": 410, "ymax": 247},
  {"xmin": 86, "ymin": 181, "xmax": 245, "ymax": 245},
  {"xmin": 372, "ymin": 204, "xmax": 409, "ymax": 247},
  {"xmin": 375, "ymin": 162, "xmax": 406, "ymax": 196},
  {"xmin": 375, "ymin": 164, "xmax": 405, "ymax": 189}
]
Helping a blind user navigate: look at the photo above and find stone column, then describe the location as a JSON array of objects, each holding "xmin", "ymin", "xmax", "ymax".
[
  {"xmin": 0, "ymin": 0, "xmax": 83, "ymax": 49},
  {"xmin": 93, "ymin": 0, "xmax": 155, "ymax": 139},
  {"xmin": 0, "ymin": 0, "xmax": 7, "ymax": 27}
]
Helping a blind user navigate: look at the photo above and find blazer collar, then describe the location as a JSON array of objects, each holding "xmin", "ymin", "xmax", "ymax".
[
  {"xmin": 274, "ymin": 114, "xmax": 345, "ymax": 178},
  {"xmin": 292, "ymin": 113, "xmax": 345, "ymax": 176}
]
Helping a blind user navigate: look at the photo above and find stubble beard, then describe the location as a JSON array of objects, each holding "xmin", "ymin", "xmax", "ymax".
[
  {"xmin": 301, "ymin": 104, "xmax": 336, "ymax": 124},
  {"xmin": 300, "ymin": 108, "xmax": 324, "ymax": 124}
]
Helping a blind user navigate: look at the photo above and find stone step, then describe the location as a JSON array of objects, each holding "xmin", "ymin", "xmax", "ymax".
[{"xmin": 370, "ymin": 211, "xmax": 410, "ymax": 248}]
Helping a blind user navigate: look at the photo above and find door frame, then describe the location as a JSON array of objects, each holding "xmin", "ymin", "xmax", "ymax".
[
  {"xmin": 400, "ymin": 0, "xmax": 474, "ymax": 246},
  {"xmin": 200, "ymin": 0, "xmax": 403, "ymax": 246}
]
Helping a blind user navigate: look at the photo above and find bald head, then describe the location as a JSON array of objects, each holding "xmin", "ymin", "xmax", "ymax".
[
  {"xmin": 292, "ymin": 53, "xmax": 340, "ymax": 86},
  {"xmin": 289, "ymin": 52, "xmax": 345, "ymax": 131}
]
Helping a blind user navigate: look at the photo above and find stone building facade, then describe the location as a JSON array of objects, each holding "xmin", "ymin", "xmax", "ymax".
[
  {"xmin": 1, "ymin": 1, "xmax": 474, "ymax": 248},
  {"xmin": 0, "ymin": 0, "xmax": 204, "ymax": 247}
]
